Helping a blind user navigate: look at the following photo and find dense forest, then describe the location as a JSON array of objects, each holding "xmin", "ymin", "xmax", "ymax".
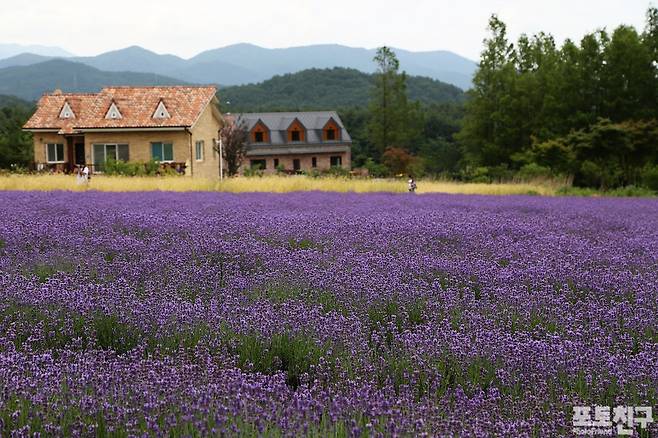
[
  {"xmin": 457, "ymin": 8, "xmax": 658, "ymax": 189},
  {"xmin": 220, "ymin": 67, "xmax": 464, "ymax": 111}
]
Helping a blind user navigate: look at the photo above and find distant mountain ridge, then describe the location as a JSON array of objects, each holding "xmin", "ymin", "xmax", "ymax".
[
  {"xmin": 0, "ymin": 43, "xmax": 74, "ymax": 59},
  {"xmin": 0, "ymin": 43, "xmax": 476, "ymax": 89},
  {"xmin": 0, "ymin": 59, "xmax": 188, "ymax": 101}
]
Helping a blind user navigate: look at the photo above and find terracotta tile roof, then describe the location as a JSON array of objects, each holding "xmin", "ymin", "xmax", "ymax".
[{"xmin": 23, "ymin": 86, "xmax": 217, "ymax": 133}]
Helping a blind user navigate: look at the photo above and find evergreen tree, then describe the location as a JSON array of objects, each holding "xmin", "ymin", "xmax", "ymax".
[
  {"xmin": 367, "ymin": 47, "xmax": 415, "ymax": 157},
  {"xmin": 458, "ymin": 15, "xmax": 517, "ymax": 166}
]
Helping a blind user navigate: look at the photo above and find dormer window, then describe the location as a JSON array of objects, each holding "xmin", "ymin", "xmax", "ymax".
[
  {"xmin": 286, "ymin": 119, "xmax": 306, "ymax": 142},
  {"xmin": 152, "ymin": 100, "xmax": 170, "ymax": 119},
  {"xmin": 59, "ymin": 101, "xmax": 75, "ymax": 119},
  {"xmin": 323, "ymin": 119, "xmax": 340, "ymax": 141},
  {"xmin": 105, "ymin": 102, "xmax": 123, "ymax": 120},
  {"xmin": 251, "ymin": 120, "xmax": 269, "ymax": 143}
]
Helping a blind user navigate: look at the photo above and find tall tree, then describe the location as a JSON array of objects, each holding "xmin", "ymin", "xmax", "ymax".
[
  {"xmin": 367, "ymin": 47, "xmax": 414, "ymax": 157},
  {"xmin": 457, "ymin": 15, "xmax": 517, "ymax": 166},
  {"xmin": 601, "ymin": 25, "xmax": 655, "ymax": 121}
]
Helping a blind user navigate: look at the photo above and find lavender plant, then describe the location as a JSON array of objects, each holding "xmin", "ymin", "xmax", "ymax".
[{"xmin": 0, "ymin": 192, "xmax": 656, "ymax": 436}]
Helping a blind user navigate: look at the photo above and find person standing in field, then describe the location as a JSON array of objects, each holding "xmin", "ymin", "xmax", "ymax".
[
  {"xmin": 82, "ymin": 165, "xmax": 90, "ymax": 184},
  {"xmin": 408, "ymin": 175, "xmax": 417, "ymax": 193}
]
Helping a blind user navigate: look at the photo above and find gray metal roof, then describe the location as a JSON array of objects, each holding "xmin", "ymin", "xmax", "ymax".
[{"xmin": 236, "ymin": 111, "xmax": 353, "ymax": 146}]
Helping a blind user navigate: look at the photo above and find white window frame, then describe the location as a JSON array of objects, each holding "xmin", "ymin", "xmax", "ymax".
[
  {"xmin": 195, "ymin": 140, "xmax": 204, "ymax": 161},
  {"xmin": 46, "ymin": 143, "xmax": 65, "ymax": 163},
  {"xmin": 92, "ymin": 143, "xmax": 129, "ymax": 167}
]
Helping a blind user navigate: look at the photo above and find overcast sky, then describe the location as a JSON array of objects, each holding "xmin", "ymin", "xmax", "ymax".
[{"xmin": 0, "ymin": 0, "xmax": 652, "ymax": 60}]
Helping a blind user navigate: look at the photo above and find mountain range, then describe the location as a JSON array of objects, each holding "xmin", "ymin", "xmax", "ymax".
[
  {"xmin": 0, "ymin": 60, "xmax": 465, "ymax": 111},
  {"xmin": 0, "ymin": 60, "xmax": 188, "ymax": 101},
  {"xmin": 0, "ymin": 43, "xmax": 476, "ymax": 90},
  {"xmin": 0, "ymin": 43, "xmax": 74, "ymax": 60}
]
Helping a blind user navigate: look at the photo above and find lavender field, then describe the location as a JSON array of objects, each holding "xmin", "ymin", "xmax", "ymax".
[{"xmin": 0, "ymin": 191, "xmax": 656, "ymax": 436}]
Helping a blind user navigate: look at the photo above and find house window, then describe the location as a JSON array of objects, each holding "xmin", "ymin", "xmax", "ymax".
[
  {"xmin": 291, "ymin": 130, "xmax": 301, "ymax": 142},
  {"xmin": 312, "ymin": 157, "xmax": 317, "ymax": 168},
  {"xmin": 293, "ymin": 159, "xmax": 301, "ymax": 171},
  {"xmin": 92, "ymin": 143, "xmax": 129, "ymax": 171},
  {"xmin": 46, "ymin": 143, "xmax": 65, "ymax": 163},
  {"xmin": 195, "ymin": 140, "xmax": 204, "ymax": 161},
  {"xmin": 254, "ymin": 131, "xmax": 264, "ymax": 143},
  {"xmin": 330, "ymin": 156, "xmax": 342, "ymax": 167},
  {"xmin": 274, "ymin": 158, "xmax": 279, "ymax": 168},
  {"xmin": 326, "ymin": 128, "xmax": 336, "ymax": 140},
  {"xmin": 250, "ymin": 159, "xmax": 266, "ymax": 170},
  {"xmin": 151, "ymin": 142, "xmax": 174, "ymax": 162}
]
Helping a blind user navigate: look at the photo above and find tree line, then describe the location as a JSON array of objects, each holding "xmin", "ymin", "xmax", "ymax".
[
  {"xmin": 455, "ymin": 8, "xmax": 658, "ymax": 189},
  {"xmin": 359, "ymin": 7, "xmax": 658, "ymax": 190}
]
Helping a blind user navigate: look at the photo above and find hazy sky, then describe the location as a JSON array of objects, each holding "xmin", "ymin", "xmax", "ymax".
[{"xmin": 0, "ymin": 0, "xmax": 652, "ymax": 59}]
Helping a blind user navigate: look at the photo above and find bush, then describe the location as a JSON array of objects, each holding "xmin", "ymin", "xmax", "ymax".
[
  {"xmin": 364, "ymin": 158, "xmax": 389, "ymax": 177},
  {"xmin": 243, "ymin": 165, "xmax": 264, "ymax": 177},
  {"xmin": 516, "ymin": 163, "xmax": 553, "ymax": 181},
  {"xmin": 144, "ymin": 160, "xmax": 160, "ymax": 175},
  {"xmin": 326, "ymin": 166, "xmax": 350, "ymax": 177},
  {"xmin": 104, "ymin": 159, "xmax": 165, "ymax": 176},
  {"xmin": 606, "ymin": 185, "xmax": 656, "ymax": 197},
  {"xmin": 556, "ymin": 186, "xmax": 599, "ymax": 197},
  {"xmin": 641, "ymin": 165, "xmax": 658, "ymax": 191},
  {"xmin": 462, "ymin": 166, "xmax": 491, "ymax": 183}
]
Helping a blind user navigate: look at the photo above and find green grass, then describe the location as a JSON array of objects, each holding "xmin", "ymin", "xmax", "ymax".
[{"xmin": 230, "ymin": 332, "xmax": 329, "ymax": 388}]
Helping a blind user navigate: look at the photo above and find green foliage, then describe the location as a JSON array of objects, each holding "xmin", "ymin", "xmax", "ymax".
[
  {"xmin": 243, "ymin": 165, "xmax": 264, "ymax": 177},
  {"xmin": 457, "ymin": 9, "xmax": 658, "ymax": 189},
  {"xmin": 105, "ymin": 159, "xmax": 152, "ymax": 176},
  {"xmin": 642, "ymin": 164, "xmax": 658, "ymax": 191},
  {"xmin": 368, "ymin": 48, "xmax": 421, "ymax": 156},
  {"xmin": 231, "ymin": 332, "xmax": 328, "ymax": 388},
  {"xmin": 0, "ymin": 97, "xmax": 34, "ymax": 169},
  {"xmin": 515, "ymin": 163, "xmax": 554, "ymax": 181},
  {"xmin": 363, "ymin": 158, "xmax": 389, "ymax": 177}
]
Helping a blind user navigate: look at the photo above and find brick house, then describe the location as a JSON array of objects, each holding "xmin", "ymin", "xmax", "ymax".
[
  {"xmin": 23, "ymin": 86, "xmax": 223, "ymax": 178},
  {"xmin": 239, "ymin": 111, "xmax": 352, "ymax": 173}
]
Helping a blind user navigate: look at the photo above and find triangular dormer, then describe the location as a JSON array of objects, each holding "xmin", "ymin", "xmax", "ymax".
[
  {"xmin": 105, "ymin": 101, "xmax": 123, "ymax": 120},
  {"xmin": 152, "ymin": 100, "xmax": 171, "ymax": 119},
  {"xmin": 286, "ymin": 118, "xmax": 306, "ymax": 142},
  {"xmin": 59, "ymin": 101, "xmax": 75, "ymax": 119}
]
